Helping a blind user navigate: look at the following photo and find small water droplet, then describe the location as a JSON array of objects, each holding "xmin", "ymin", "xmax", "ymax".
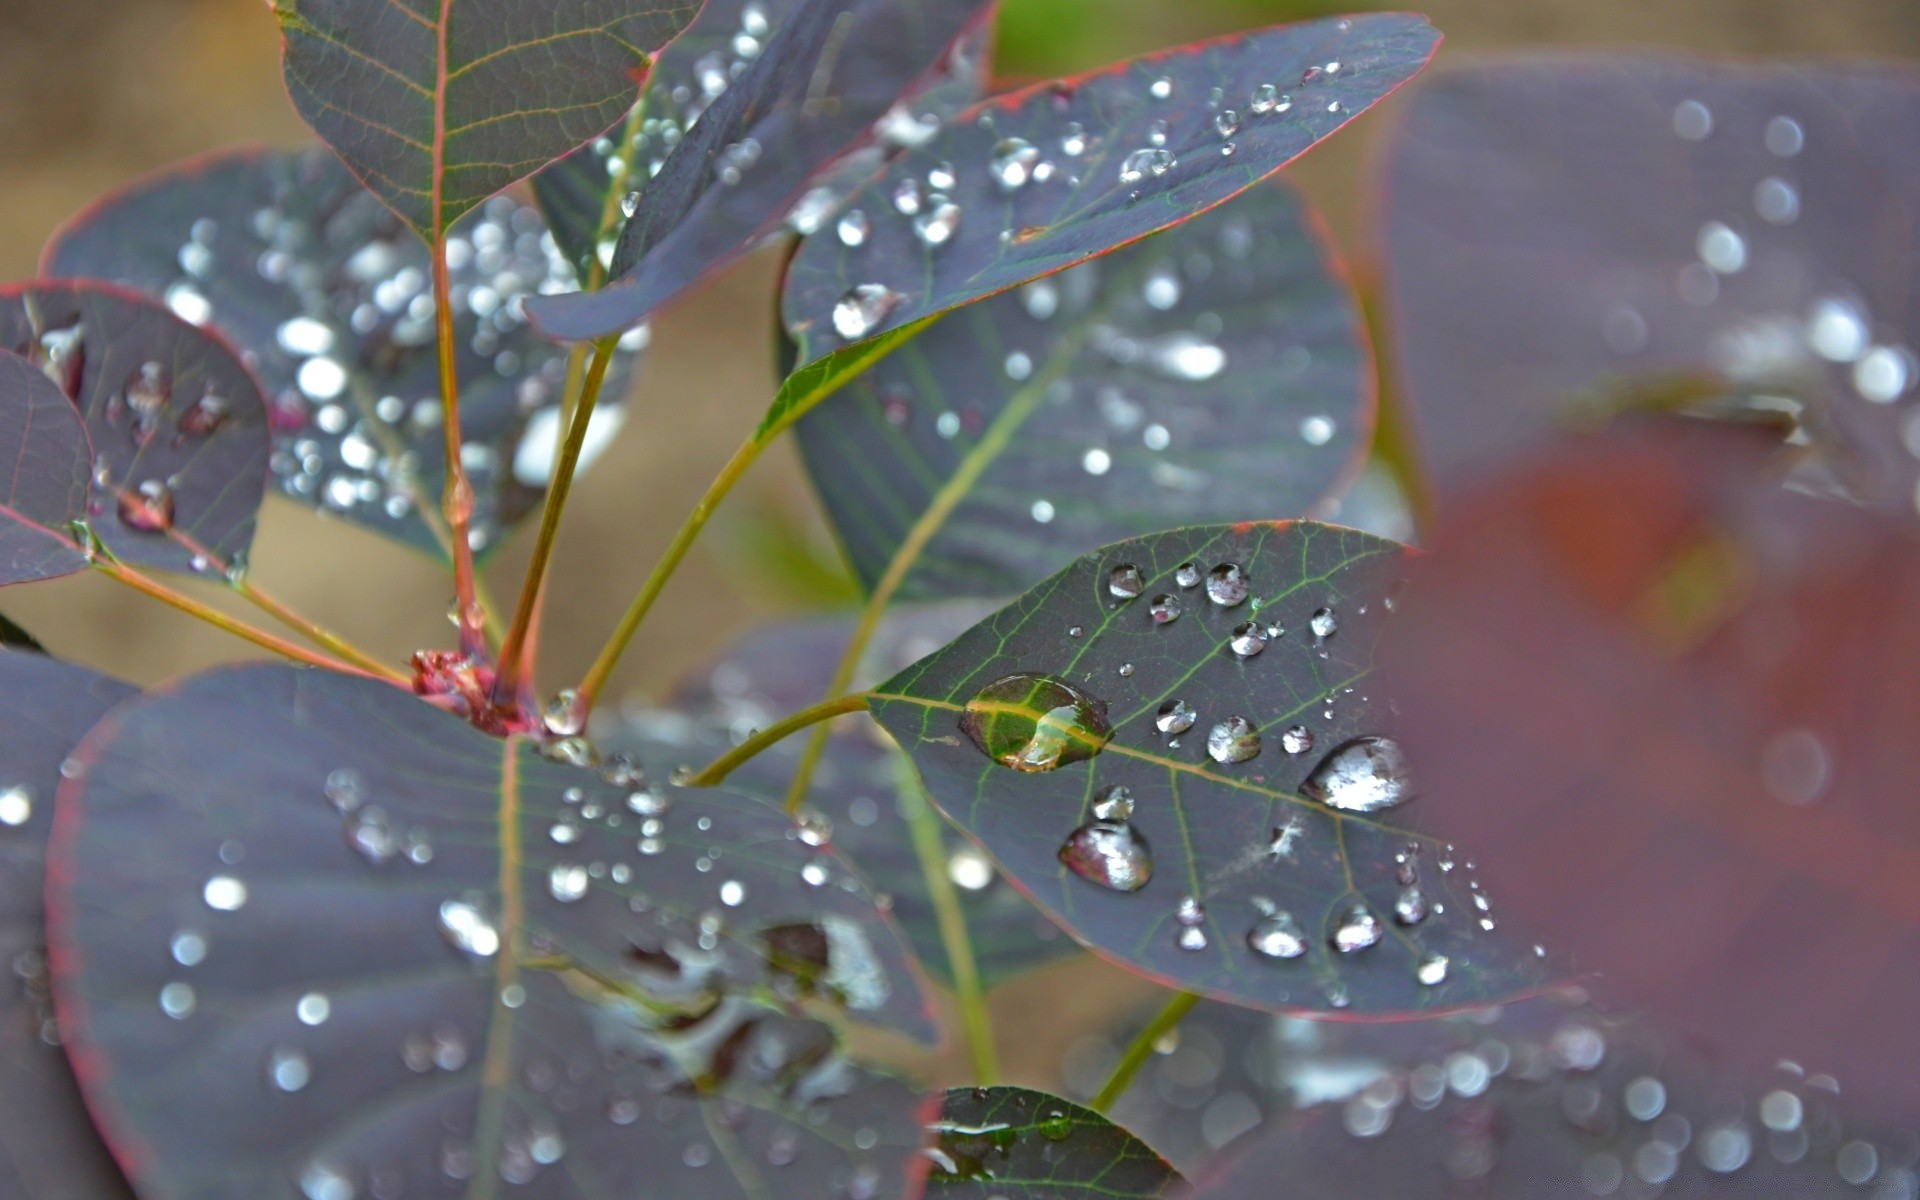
[
  {"xmin": 947, "ymin": 845, "xmax": 994, "ymax": 890},
  {"xmin": 1205, "ymin": 564, "xmax": 1249, "ymax": 607},
  {"xmin": 159, "ymin": 981, "xmax": 196, "ymax": 1019},
  {"xmin": 1149, "ymin": 76, "xmax": 1173, "ymax": 100},
  {"xmin": 1118, "ymin": 148, "xmax": 1175, "ymax": 184},
  {"xmin": 1058, "ymin": 820, "xmax": 1152, "ymax": 891},
  {"xmin": 1207, "ymin": 717, "xmax": 1260, "ymax": 764},
  {"xmin": 836, "ymin": 209, "xmax": 871, "ymax": 247},
  {"xmin": 268, "ymin": 1047, "xmax": 312, "ymax": 1092},
  {"xmin": 1672, "ymin": 99, "xmax": 1713, "ymax": 141},
  {"xmin": 719, "ymin": 879, "xmax": 746, "ymax": 907},
  {"xmin": 832, "ymin": 284, "xmax": 900, "ymax": 340},
  {"xmin": 438, "ymin": 898, "xmax": 500, "ymax": 957},
  {"xmin": 297, "ymin": 992, "xmax": 331, "ymax": 1026},
  {"xmin": 118, "ymin": 480, "xmax": 176, "ymax": 533},
  {"xmin": 1215, "ymin": 109, "xmax": 1241, "ymax": 138},
  {"xmin": 1395, "ymin": 886, "xmax": 1428, "ymax": 925},
  {"xmin": 1697, "ymin": 220, "xmax": 1747, "ymax": 274},
  {"xmin": 962, "ymin": 674, "xmax": 1112, "ymax": 773},
  {"xmin": 1250, "ymin": 85, "xmax": 1291, "ymax": 115},
  {"xmin": 1278, "ymin": 725, "xmax": 1314, "ymax": 756},
  {"xmin": 203, "ymin": 875, "xmax": 248, "ymax": 912},
  {"xmin": 1174, "ymin": 562, "xmax": 1201, "ymax": 588},
  {"xmin": 1247, "ymin": 910, "xmax": 1307, "ymax": 959},
  {"xmin": 1331, "ymin": 903, "xmax": 1383, "ymax": 953},
  {"xmin": 1302, "ymin": 737, "xmax": 1413, "ymax": 813},
  {"xmin": 1765, "ymin": 115, "xmax": 1805, "ymax": 157},
  {"xmin": 548, "ymin": 864, "xmax": 588, "ymax": 903},
  {"xmin": 991, "ymin": 138, "xmax": 1040, "ymax": 190},
  {"xmin": 0, "ymin": 785, "xmax": 31, "ymax": 827},
  {"xmin": 1149, "ymin": 594, "xmax": 1182, "ymax": 625},
  {"xmin": 1092, "ymin": 784, "xmax": 1135, "ymax": 821},
  {"xmin": 1229, "ymin": 622, "xmax": 1267, "ymax": 658},
  {"xmin": 914, "ymin": 201, "xmax": 962, "ymax": 247},
  {"xmin": 170, "ymin": 930, "xmax": 207, "ymax": 966},
  {"xmin": 542, "ymin": 689, "xmax": 585, "ymax": 737},
  {"xmin": 1108, "ymin": 563, "xmax": 1145, "ymax": 598},
  {"xmin": 1416, "ymin": 954, "xmax": 1450, "ymax": 986},
  {"xmin": 1155, "ymin": 699, "xmax": 1195, "ymax": 736},
  {"xmin": 1309, "ymin": 607, "xmax": 1338, "ymax": 639}
]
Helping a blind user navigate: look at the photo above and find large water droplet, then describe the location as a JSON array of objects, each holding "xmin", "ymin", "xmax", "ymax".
[
  {"xmin": 1302, "ymin": 737, "xmax": 1413, "ymax": 813},
  {"xmin": 1058, "ymin": 820, "xmax": 1152, "ymax": 892},
  {"xmin": 1118, "ymin": 148, "xmax": 1175, "ymax": 184},
  {"xmin": 962, "ymin": 674, "xmax": 1112, "ymax": 773},
  {"xmin": 1331, "ymin": 903, "xmax": 1383, "ymax": 953},
  {"xmin": 1155, "ymin": 699, "xmax": 1195, "ymax": 736},
  {"xmin": 991, "ymin": 138, "xmax": 1040, "ymax": 190},
  {"xmin": 1108, "ymin": 563, "xmax": 1144, "ymax": 598},
  {"xmin": 1207, "ymin": 717, "xmax": 1260, "ymax": 764},
  {"xmin": 832, "ymin": 284, "xmax": 901, "ymax": 340},
  {"xmin": 1205, "ymin": 563, "xmax": 1249, "ymax": 607},
  {"xmin": 1247, "ymin": 910, "xmax": 1307, "ymax": 959},
  {"xmin": 1174, "ymin": 562, "xmax": 1201, "ymax": 589}
]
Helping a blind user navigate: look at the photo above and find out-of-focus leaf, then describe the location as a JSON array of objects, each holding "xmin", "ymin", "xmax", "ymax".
[
  {"xmin": 0, "ymin": 610, "xmax": 46, "ymax": 652},
  {"xmin": 0, "ymin": 648, "xmax": 138, "ymax": 1199},
  {"xmin": 1378, "ymin": 418, "xmax": 1920, "ymax": 1127},
  {"xmin": 0, "ymin": 350, "xmax": 92, "ymax": 586},
  {"xmin": 273, "ymin": 0, "xmax": 699, "ymax": 243},
  {"xmin": 605, "ymin": 606, "xmax": 1081, "ymax": 990},
  {"xmin": 869, "ymin": 521, "xmax": 1550, "ymax": 1016},
  {"xmin": 798, "ymin": 179, "xmax": 1371, "ymax": 600},
  {"xmin": 47, "ymin": 665, "xmax": 935, "ymax": 1200},
  {"xmin": 0, "ymin": 283, "xmax": 269, "ymax": 576},
  {"xmin": 776, "ymin": 14, "xmax": 1438, "ymax": 375},
  {"xmin": 925, "ymin": 1086, "xmax": 1181, "ymax": 1198},
  {"xmin": 44, "ymin": 147, "xmax": 639, "ymax": 559},
  {"xmin": 1380, "ymin": 57, "xmax": 1920, "ymax": 511},
  {"xmin": 531, "ymin": 0, "xmax": 995, "ymax": 298}
]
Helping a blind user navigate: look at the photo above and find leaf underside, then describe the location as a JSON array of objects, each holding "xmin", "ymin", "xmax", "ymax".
[
  {"xmin": 870, "ymin": 521, "xmax": 1551, "ymax": 1017},
  {"xmin": 926, "ymin": 1086, "xmax": 1181, "ymax": 1199},
  {"xmin": 48, "ymin": 666, "xmax": 936, "ymax": 1200},
  {"xmin": 0, "ymin": 351, "xmax": 93, "ymax": 586}
]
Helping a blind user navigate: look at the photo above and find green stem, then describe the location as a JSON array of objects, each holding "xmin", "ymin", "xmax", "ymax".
[
  {"xmin": 899, "ymin": 770, "xmax": 999, "ymax": 1084},
  {"xmin": 576, "ymin": 432, "xmax": 767, "ymax": 710},
  {"xmin": 1091, "ymin": 991, "xmax": 1201, "ymax": 1112},
  {"xmin": 232, "ymin": 578, "xmax": 405, "ymax": 682},
  {"xmin": 685, "ymin": 693, "xmax": 870, "ymax": 787},
  {"xmin": 431, "ymin": 235, "xmax": 489, "ymax": 660}
]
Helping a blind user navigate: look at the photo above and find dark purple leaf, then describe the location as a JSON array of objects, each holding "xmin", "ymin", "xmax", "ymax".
[
  {"xmin": 274, "ymin": 0, "xmax": 700, "ymax": 243},
  {"xmin": 1377, "ymin": 419, "xmax": 1920, "ymax": 1127},
  {"xmin": 0, "ymin": 349, "xmax": 92, "ymax": 586},
  {"xmin": 47, "ymin": 665, "xmax": 936, "ymax": 1200},
  {"xmin": 775, "ymin": 14, "xmax": 1439, "ymax": 374},
  {"xmin": 868, "ymin": 522, "xmax": 1551, "ymax": 1016},
  {"xmin": 1381, "ymin": 57, "xmax": 1920, "ymax": 511},
  {"xmin": 0, "ymin": 283, "xmax": 270, "ymax": 576},
  {"xmin": 0, "ymin": 648, "xmax": 138, "ymax": 1199},
  {"xmin": 603, "ymin": 605, "xmax": 1081, "ymax": 989},
  {"xmin": 797, "ymin": 179, "xmax": 1372, "ymax": 600},
  {"xmin": 530, "ymin": 0, "xmax": 995, "ymax": 293},
  {"xmin": 0, "ymin": 609, "xmax": 47, "ymax": 651},
  {"xmin": 44, "ymin": 147, "xmax": 639, "ymax": 559},
  {"xmin": 925, "ymin": 1086, "xmax": 1181, "ymax": 1198}
]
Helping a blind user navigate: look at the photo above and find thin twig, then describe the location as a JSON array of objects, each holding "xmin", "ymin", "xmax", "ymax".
[
  {"xmin": 1091, "ymin": 991, "xmax": 1201, "ymax": 1112},
  {"xmin": 684, "ymin": 693, "xmax": 870, "ymax": 787},
  {"xmin": 431, "ymin": 237, "xmax": 489, "ymax": 660},
  {"xmin": 899, "ymin": 769, "xmax": 1000, "ymax": 1084}
]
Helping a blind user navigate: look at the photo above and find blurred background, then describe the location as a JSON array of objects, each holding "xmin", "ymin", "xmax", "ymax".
[{"xmin": 1, "ymin": 0, "xmax": 1914, "ymax": 701}]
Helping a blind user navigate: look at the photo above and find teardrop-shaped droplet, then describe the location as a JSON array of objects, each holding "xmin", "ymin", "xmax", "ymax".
[
  {"xmin": 1229, "ymin": 622, "xmax": 1267, "ymax": 657},
  {"xmin": 542, "ymin": 689, "xmax": 586, "ymax": 737},
  {"xmin": 991, "ymin": 138, "xmax": 1040, "ymax": 190},
  {"xmin": 1395, "ymin": 886, "xmax": 1429, "ymax": 926},
  {"xmin": 832, "ymin": 284, "xmax": 900, "ymax": 340},
  {"xmin": 914, "ymin": 201, "xmax": 961, "ymax": 247},
  {"xmin": 1215, "ymin": 109, "xmax": 1242, "ymax": 138},
  {"xmin": 1155, "ymin": 699, "xmax": 1195, "ymax": 736},
  {"xmin": 1058, "ymin": 821, "xmax": 1152, "ymax": 892},
  {"xmin": 1416, "ymin": 954, "xmax": 1450, "ymax": 986},
  {"xmin": 836, "ymin": 209, "xmax": 871, "ymax": 247},
  {"xmin": 962, "ymin": 674, "xmax": 1112, "ymax": 773},
  {"xmin": 1092, "ymin": 784, "xmax": 1134, "ymax": 821},
  {"xmin": 1150, "ymin": 594, "xmax": 1182, "ymax": 625},
  {"xmin": 1301, "ymin": 737, "xmax": 1413, "ymax": 813},
  {"xmin": 1118, "ymin": 147, "xmax": 1176, "ymax": 184},
  {"xmin": 1205, "ymin": 563, "xmax": 1249, "ymax": 607},
  {"xmin": 1108, "ymin": 563, "xmax": 1145, "ymax": 598},
  {"xmin": 1247, "ymin": 910, "xmax": 1307, "ymax": 960},
  {"xmin": 1207, "ymin": 717, "xmax": 1260, "ymax": 764},
  {"xmin": 1331, "ymin": 903, "xmax": 1383, "ymax": 954},
  {"xmin": 118, "ymin": 480, "xmax": 176, "ymax": 533}
]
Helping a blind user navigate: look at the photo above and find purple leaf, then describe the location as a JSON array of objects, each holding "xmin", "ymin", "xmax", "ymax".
[
  {"xmin": 926, "ymin": 1086, "xmax": 1180, "ymax": 1198},
  {"xmin": 868, "ymin": 522, "xmax": 1552, "ymax": 1017},
  {"xmin": 0, "ymin": 283, "xmax": 270, "ymax": 576},
  {"xmin": 0, "ymin": 648, "xmax": 138, "ymax": 1199},
  {"xmin": 274, "ymin": 0, "xmax": 700, "ymax": 243},
  {"xmin": 797, "ymin": 179, "xmax": 1373, "ymax": 600},
  {"xmin": 44, "ymin": 147, "xmax": 639, "ymax": 558},
  {"xmin": 47, "ymin": 665, "xmax": 937, "ymax": 1200},
  {"xmin": 0, "ymin": 350, "xmax": 92, "ymax": 586},
  {"xmin": 526, "ymin": 0, "xmax": 998, "ymax": 339}
]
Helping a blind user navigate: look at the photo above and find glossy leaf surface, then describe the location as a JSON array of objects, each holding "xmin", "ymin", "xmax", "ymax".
[
  {"xmin": 604, "ymin": 606, "xmax": 1080, "ymax": 989},
  {"xmin": 0, "ymin": 649, "xmax": 138, "ymax": 1199},
  {"xmin": 779, "ymin": 14, "xmax": 1439, "ymax": 368},
  {"xmin": 1381, "ymin": 57, "xmax": 1920, "ymax": 510},
  {"xmin": 870, "ymin": 522, "xmax": 1549, "ymax": 1015},
  {"xmin": 0, "ymin": 283, "xmax": 269, "ymax": 575},
  {"xmin": 798, "ymin": 180, "xmax": 1371, "ymax": 600},
  {"xmin": 44, "ymin": 147, "xmax": 638, "ymax": 557},
  {"xmin": 48, "ymin": 666, "xmax": 935, "ymax": 1200},
  {"xmin": 926, "ymin": 1087, "xmax": 1180, "ymax": 1199},
  {"xmin": 529, "ymin": 0, "xmax": 994, "ymax": 327},
  {"xmin": 0, "ymin": 350, "xmax": 92, "ymax": 585},
  {"xmin": 1378, "ymin": 419, "xmax": 1920, "ymax": 1126},
  {"xmin": 274, "ymin": 0, "xmax": 700, "ymax": 242}
]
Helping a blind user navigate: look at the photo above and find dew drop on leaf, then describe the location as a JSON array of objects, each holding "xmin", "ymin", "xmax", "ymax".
[
  {"xmin": 1108, "ymin": 563, "xmax": 1145, "ymax": 598},
  {"xmin": 1331, "ymin": 903, "xmax": 1383, "ymax": 953},
  {"xmin": 1395, "ymin": 886, "xmax": 1429, "ymax": 926},
  {"xmin": 914, "ymin": 201, "xmax": 962, "ymax": 247},
  {"xmin": 1309, "ymin": 606, "xmax": 1338, "ymax": 639},
  {"xmin": 1229, "ymin": 622, "xmax": 1267, "ymax": 657},
  {"xmin": 1301, "ymin": 737, "xmax": 1413, "ymax": 813},
  {"xmin": 831, "ymin": 284, "xmax": 900, "ymax": 340},
  {"xmin": 1150, "ymin": 594, "xmax": 1182, "ymax": 625},
  {"xmin": 118, "ymin": 480, "xmax": 176, "ymax": 533},
  {"xmin": 203, "ymin": 874, "xmax": 248, "ymax": 911},
  {"xmin": 1280, "ymin": 724, "xmax": 1314, "ymax": 755},
  {"xmin": 437, "ymin": 898, "xmax": 499, "ymax": 957},
  {"xmin": 1205, "ymin": 563, "xmax": 1250, "ymax": 607},
  {"xmin": 1417, "ymin": 954, "xmax": 1450, "ymax": 986},
  {"xmin": 1118, "ymin": 148, "xmax": 1176, "ymax": 184},
  {"xmin": 1207, "ymin": 717, "xmax": 1260, "ymax": 764},
  {"xmin": 836, "ymin": 209, "xmax": 870, "ymax": 247},
  {"xmin": 0, "ymin": 784, "xmax": 31, "ymax": 827},
  {"xmin": 961, "ymin": 674, "xmax": 1112, "ymax": 773},
  {"xmin": 1247, "ymin": 910, "xmax": 1307, "ymax": 960},
  {"xmin": 1092, "ymin": 784, "xmax": 1134, "ymax": 821},
  {"xmin": 1155, "ymin": 699, "xmax": 1195, "ymax": 736},
  {"xmin": 1058, "ymin": 820, "xmax": 1152, "ymax": 892},
  {"xmin": 990, "ymin": 138, "xmax": 1040, "ymax": 190},
  {"xmin": 1174, "ymin": 562, "xmax": 1201, "ymax": 588}
]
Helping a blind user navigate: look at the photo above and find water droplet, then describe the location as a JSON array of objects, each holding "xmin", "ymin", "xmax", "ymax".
[
  {"xmin": 170, "ymin": 930, "xmax": 207, "ymax": 966},
  {"xmin": 1672, "ymin": 99, "xmax": 1713, "ymax": 141},
  {"xmin": 1155, "ymin": 699, "xmax": 1195, "ymax": 736},
  {"xmin": 1060, "ymin": 122, "xmax": 1089, "ymax": 156},
  {"xmin": 1309, "ymin": 607, "xmax": 1338, "ymax": 639},
  {"xmin": 1206, "ymin": 717, "xmax": 1260, "ymax": 765},
  {"xmin": 991, "ymin": 138, "xmax": 1040, "ymax": 190},
  {"xmin": 1022, "ymin": 280, "xmax": 1060, "ymax": 320},
  {"xmin": 1150, "ymin": 594, "xmax": 1182, "ymax": 625},
  {"xmin": 1697, "ymin": 220, "xmax": 1747, "ymax": 274},
  {"xmin": 1247, "ymin": 910, "xmax": 1307, "ymax": 959},
  {"xmin": 1108, "ymin": 563, "xmax": 1145, "ymax": 598},
  {"xmin": 0, "ymin": 785, "xmax": 31, "ymax": 827},
  {"xmin": 1058, "ymin": 820, "xmax": 1152, "ymax": 891},
  {"xmin": 1331, "ymin": 903, "xmax": 1383, "ymax": 953},
  {"xmin": 203, "ymin": 875, "xmax": 248, "ymax": 911},
  {"xmin": 268, "ymin": 1047, "xmax": 312, "ymax": 1092},
  {"xmin": 542, "ymin": 689, "xmax": 585, "ymax": 737},
  {"xmin": 344, "ymin": 807, "xmax": 402, "ymax": 863},
  {"xmin": 1300, "ymin": 414, "xmax": 1336, "ymax": 446},
  {"xmin": 298, "ymin": 1161, "xmax": 353, "ymax": 1200},
  {"xmin": 1205, "ymin": 564, "xmax": 1249, "ymax": 607},
  {"xmin": 962, "ymin": 674, "xmax": 1112, "ymax": 773},
  {"xmin": 1754, "ymin": 176, "xmax": 1799, "ymax": 224},
  {"xmin": 1760, "ymin": 728, "xmax": 1830, "ymax": 804},
  {"xmin": 1280, "ymin": 725, "xmax": 1314, "ymax": 755},
  {"xmin": 1250, "ymin": 85, "xmax": 1291, "ymax": 114},
  {"xmin": 915, "ymin": 201, "xmax": 962, "ymax": 247},
  {"xmin": 1174, "ymin": 562, "xmax": 1201, "ymax": 588},
  {"xmin": 1394, "ymin": 886, "xmax": 1428, "ymax": 925},
  {"xmin": 1765, "ymin": 115, "xmax": 1805, "ymax": 157},
  {"xmin": 118, "ymin": 480, "xmax": 176, "ymax": 533},
  {"xmin": 1229, "ymin": 622, "xmax": 1267, "ymax": 658},
  {"xmin": 718, "ymin": 879, "xmax": 746, "ymax": 907},
  {"xmin": 1143, "ymin": 268, "xmax": 1182, "ymax": 311},
  {"xmin": 297, "ymin": 992, "xmax": 331, "ymax": 1026},
  {"xmin": 1416, "ymin": 954, "xmax": 1450, "ymax": 986},
  {"xmin": 1149, "ymin": 76, "xmax": 1172, "ymax": 100},
  {"xmin": 1302, "ymin": 737, "xmax": 1413, "ymax": 813},
  {"xmin": 1855, "ymin": 345, "xmax": 1913, "ymax": 403},
  {"xmin": 947, "ymin": 845, "xmax": 994, "ymax": 890},
  {"xmin": 1116, "ymin": 662, "xmax": 1134, "ymax": 677},
  {"xmin": 836, "ymin": 209, "xmax": 870, "ymax": 247},
  {"xmin": 1082, "ymin": 447, "xmax": 1111, "ymax": 475},
  {"xmin": 1215, "ymin": 109, "xmax": 1241, "ymax": 138},
  {"xmin": 832, "ymin": 284, "xmax": 900, "ymax": 340},
  {"xmin": 159, "ymin": 981, "xmax": 196, "ymax": 1019},
  {"xmin": 549, "ymin": 864, "xmax": 589, "ymax": 903},
  {"xmin": 438, "ymin": 898, "xmax": 500, "ymax": 957},
  {"xmin": 1118, "ymin": 148, "xmax": 1175, "ymax": 184},
  {"xmin": 1141, "ymin": 332, "xmax": 1225, "ymax": 380}
]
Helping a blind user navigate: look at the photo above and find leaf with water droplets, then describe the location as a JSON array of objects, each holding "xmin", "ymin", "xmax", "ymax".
[
  {"xmin": 1379, "ymin": 418, "xmax": 1920, "ymax": 1127},
  {"xmin": 527, "ymin": 0, "xmax": 996, "ymax": 335},
  {"xmin": 0, "ymin": 283, "xmax": 269, "ymax": 575},
  {"xmin": 44, "ymin": 147, "xmax": 639, "ymax": 559},
  {"xmin": 0, "ymin": 648, "xmax": 138, "ymax": 1199},
  {"xmin": 925, "ymin": 1086, "xmax": 1180, "ymax": 1198},
  {"xmin": 1381, "ymin": 57, "xmax": 1920, "ymax": 514},
  {"xmin": 869, "ymin": 522, "xmax": 1549, "ymax": 1016},
  {"xmin": 796, "ymin": 179, "xmax": 1372, "ymax": 600},
  {"xmin": 0, "ymin": 350, "xmax": 93, "ymax": 586},
  {"xmin": 47, "ymin": 665, "xmax": 936, "ymax": 1200},
  {"xmin": 272, "ymin": 0, "xmax": 699, "ymax": 245},
  {"xmin": 777, "ymin": 13, "xmax": 1438, "ymax": 376}
]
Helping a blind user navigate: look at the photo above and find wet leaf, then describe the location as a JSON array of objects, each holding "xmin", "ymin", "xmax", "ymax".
[
  {"xmin": 529, "ymin": 0, "xmax": 994, "ymax": 319},
  {"xmin": 797, "ymin": 179, "xmax": 1371, "ymax": 600},
  {"xmin": 869, "ymin": 522, "xmax": 1550, "ymax": 1016},
  {"xmin": 0, "ymin": 283, "xmax": 270, "ymax": 576},
  {"xmin": 0, "ymin": 349, "xmax": 92, "ymax": 586},
  {"xmin": 0, "ymin": 648, "xmax": 138, "ymax": 1199},
  {"xmin": 44, "ymin": 147, "xmax": 639, "ymax": 558},
  {"xmin": 777, "ymin": 14, "xmax": 1438, "ymax": 374},
  {"xmin": 1380, "ymin": 57, "xmax": 1920, "ymax": 511},
  {"xmin": 47, "ymin": 665, "xmax": 936, "ymax": 1200},
  {"xmin": 273, "ymin": 0, "xmax": 700, "ymax": 243},
  {"xmin": 605, "ymin": 606, "xmax": 1081, "ymax": 990},
  {"xmin": 925, "ymin": 1086, "xmax": 1181, "ymax": 1198},
  {"xmin": 1378, "ymin": 419, "xmax": 1920, "ymax": 1127}
]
